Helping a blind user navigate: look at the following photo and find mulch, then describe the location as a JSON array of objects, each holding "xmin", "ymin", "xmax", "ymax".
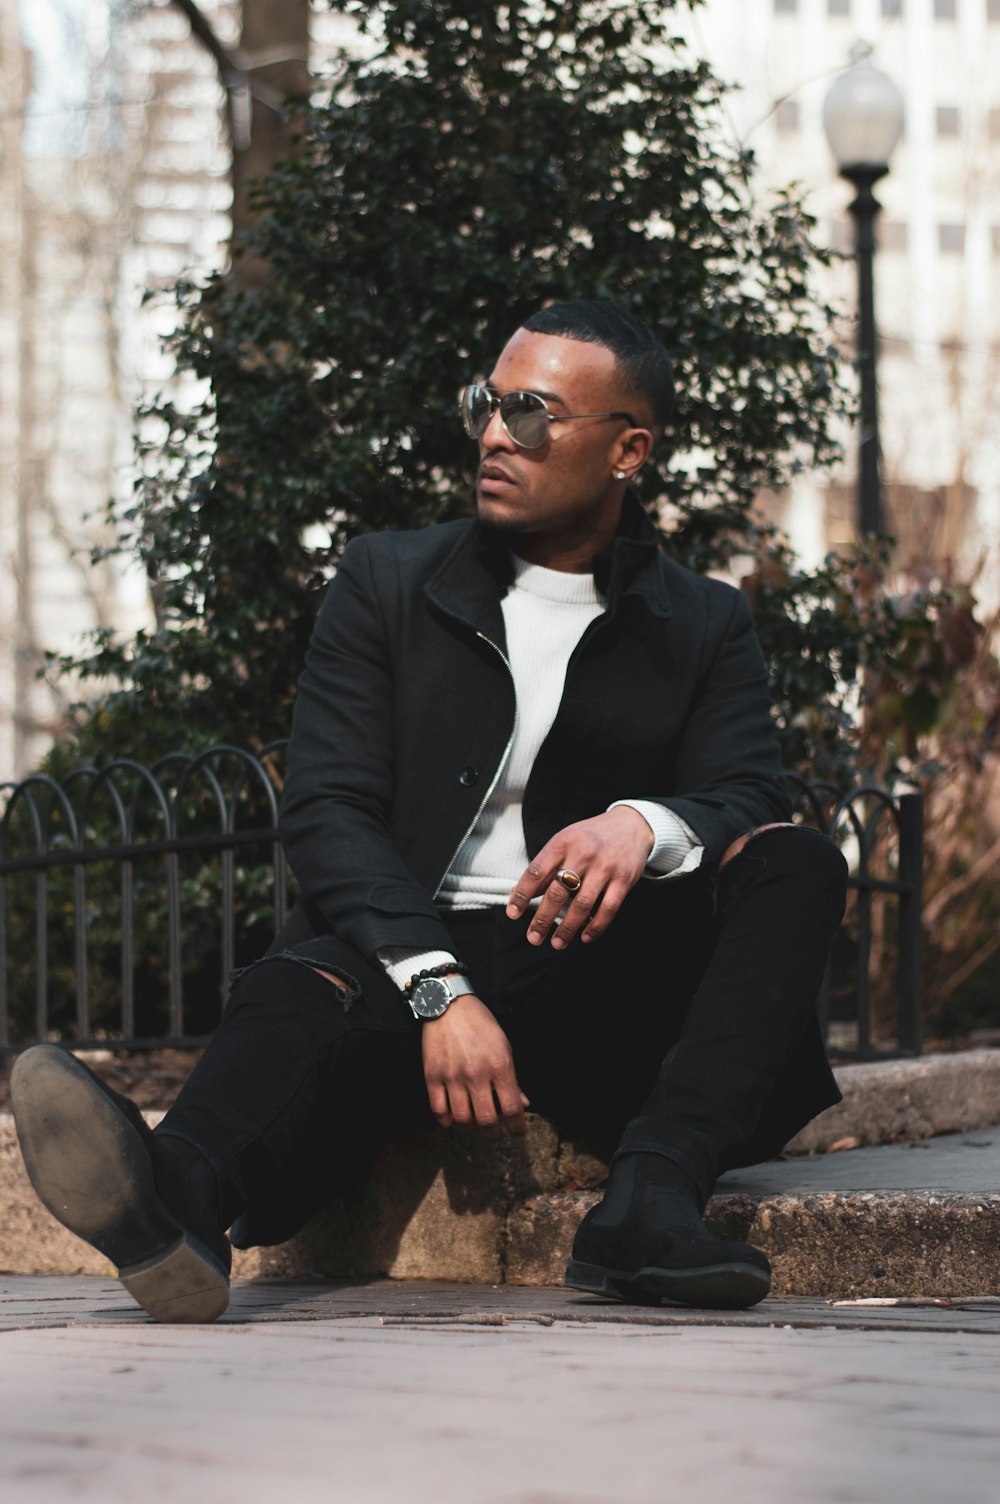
[{"xmin": 0, "ymin": 1048, "xmax": 204, "ymax": 1113}]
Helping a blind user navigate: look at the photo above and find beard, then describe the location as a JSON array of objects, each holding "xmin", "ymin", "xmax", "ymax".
[{"xmin": 477, "ymin": 513, "xmax": 529, "ymax": 536}]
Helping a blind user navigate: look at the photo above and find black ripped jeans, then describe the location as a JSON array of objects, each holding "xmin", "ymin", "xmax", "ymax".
[{"xmin": 155, "ymin": 826, "xmax": 848, "ymax": 1244}]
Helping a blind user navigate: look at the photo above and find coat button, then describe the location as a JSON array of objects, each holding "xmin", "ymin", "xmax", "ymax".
[{"xmin": 459, "ymin": 765, "xmax": 479, "ymax": 788}]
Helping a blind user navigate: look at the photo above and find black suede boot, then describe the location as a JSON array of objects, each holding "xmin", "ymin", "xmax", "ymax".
[
  {"xmin": 11, "ymin": 1044, "xmax": 231, "ymax": 1323},
  {"xmin": 565, "ymin": 1153, "xmax": 770, "ymax": 1309}
]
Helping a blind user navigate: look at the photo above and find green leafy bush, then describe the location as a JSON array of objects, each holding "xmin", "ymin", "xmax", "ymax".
[{"xmin": 61, "ymin": 0, "xmax": 849, "ymax": 766}]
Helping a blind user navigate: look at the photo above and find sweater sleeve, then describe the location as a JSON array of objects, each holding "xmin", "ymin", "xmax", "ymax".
[
  {"xmin": 376, "ymin": 947, "xmax": 461, "ymax": 993},
  {"xmin": 609, "ymin": 799, "xmax": 704, "ymax": 880}
]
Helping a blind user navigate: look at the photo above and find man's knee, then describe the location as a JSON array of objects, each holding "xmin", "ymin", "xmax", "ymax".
[
  {"xmin": 222, "ymin": 953, "xmax": 362, "ymax": 1036},
  {"xmin": 719, "ymin": 822, "xmax": 849, "ymax": 907},
  {"xmin": 720, "ymin": 822, "xmax": 796, "ymax": 867}
]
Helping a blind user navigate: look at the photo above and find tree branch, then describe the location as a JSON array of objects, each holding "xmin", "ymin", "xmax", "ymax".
[
  {"xmin": 169, "ymin": 0, "xmax": 245, "ymax": 83},
  {"xmin": 935, "ymin": 931, "xmax": 1000, "ymax": 1006},
  {"xmin": 923, "ymin": 829, "xmax": 1000, "ymax": 927}
]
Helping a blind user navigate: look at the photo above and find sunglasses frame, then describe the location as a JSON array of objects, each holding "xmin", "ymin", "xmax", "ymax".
[{"xmin": 461, "ymin": 384, "xmax": 637, "ymax": 449}]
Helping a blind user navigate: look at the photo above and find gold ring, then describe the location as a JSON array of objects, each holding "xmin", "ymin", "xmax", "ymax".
[{"xmin": 555, "ymin": 868, "xmax": 583, "ymax": 893}]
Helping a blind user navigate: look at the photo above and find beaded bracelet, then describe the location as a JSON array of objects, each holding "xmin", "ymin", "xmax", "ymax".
[{"xmin": 404, "ymin": 961, "xmax": 470, "ymax": 993}]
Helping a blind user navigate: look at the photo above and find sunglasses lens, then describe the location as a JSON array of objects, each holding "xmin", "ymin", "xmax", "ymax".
[
  {"xmin": 461, "ymin": 385, "xmax": 493, "ymax": 439},
  {"xmin": 461, "ymin": 387, "xmax": 550, "ymax": 447},
  {"xmin": 501, "ymin": 391, "xmax": 549, "ymax": 448}
]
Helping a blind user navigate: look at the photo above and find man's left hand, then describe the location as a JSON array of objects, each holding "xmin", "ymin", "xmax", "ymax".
[{"xmin": 506, "ymin": 807, "xmax": 655, "ymax": 949}]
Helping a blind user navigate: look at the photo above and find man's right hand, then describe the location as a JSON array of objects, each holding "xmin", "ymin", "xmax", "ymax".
[{"xmin": 421, "ymin": 994, "xmax": 529, "ymax": 1136}]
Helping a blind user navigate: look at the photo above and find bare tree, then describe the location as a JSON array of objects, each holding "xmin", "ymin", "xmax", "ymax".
[{"xmin": 170, "ymin": 0, "xmax": 311, "ymax": 277}]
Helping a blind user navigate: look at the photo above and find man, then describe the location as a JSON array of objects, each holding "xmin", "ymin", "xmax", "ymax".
[{"xmin": 12, "ymin": 300, "xmax": 847, "ymax": 1323}]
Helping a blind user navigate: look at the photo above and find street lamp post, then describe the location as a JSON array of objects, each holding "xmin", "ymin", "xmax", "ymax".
[{"xmin": 823, "ymin": 43, "xmax": 904, "ymax": 538}]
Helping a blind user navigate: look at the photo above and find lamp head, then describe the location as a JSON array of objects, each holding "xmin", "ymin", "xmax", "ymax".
[{"xmin": 823, "ymin": 42, "xmax": 904, "ymax": 176}]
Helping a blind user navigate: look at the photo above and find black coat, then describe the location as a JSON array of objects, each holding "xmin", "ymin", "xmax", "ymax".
[{"xmin": 279, "ymin": 495, "xmax": 791, "ymax": 962}]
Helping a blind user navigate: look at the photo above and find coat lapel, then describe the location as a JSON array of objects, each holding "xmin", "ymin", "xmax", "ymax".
[{"xmin": 422, "ymin": 491, "xmax": 673, "ymax": 637}]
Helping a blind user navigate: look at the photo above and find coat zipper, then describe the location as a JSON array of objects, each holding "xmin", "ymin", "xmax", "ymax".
[{"xmin": 432, "ymin": 629, "xmax": 517, "ymax": 898}]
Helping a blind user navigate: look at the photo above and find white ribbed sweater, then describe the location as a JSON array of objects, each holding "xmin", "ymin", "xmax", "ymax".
[{"xmin": 379, "ymin": 554, "xmax": 702, "ymax": 990}]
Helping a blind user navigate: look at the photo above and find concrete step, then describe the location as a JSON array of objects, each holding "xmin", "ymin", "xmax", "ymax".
[
  {"xmin": 506, "ymin": 1134, "xmax": 1000, "ymax": 1298},
  {"xmin": 3, "ymin": 1049, "xmax": 1000, "ymax": 1299}
]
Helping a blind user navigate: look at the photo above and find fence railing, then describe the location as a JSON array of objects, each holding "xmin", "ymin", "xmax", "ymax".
[
  {"xmin": 783, "ymin": 774, "xmax": 923, "ymax": 1057},
  {"xmin": 1, "ymin": 744, "xmax": 289, "ymax": 1052},
  {"xmin": 1, "ymin": 747, "xmax": 922, "ymax": 1057}
]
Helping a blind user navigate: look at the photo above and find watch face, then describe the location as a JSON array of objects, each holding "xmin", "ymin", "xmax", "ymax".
[{"xmin": 411, "ymin": 977, "xmax": 451, "ymax": 1019}]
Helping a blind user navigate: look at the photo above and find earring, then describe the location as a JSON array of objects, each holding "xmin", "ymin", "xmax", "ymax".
[{"xmin": 614, "ymin": 470, "xmax": 626, "ymax": 480}]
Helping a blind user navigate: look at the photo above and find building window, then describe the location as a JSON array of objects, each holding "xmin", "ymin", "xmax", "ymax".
[
  {"xmin": 988, "ymin": 0, "xmax": 1000, "ymax": 21},
  {"xmin": 774, "ymin": 0, "xmax": 797, "ymax": 12},
  {"xmin": 880, "ymin": 220, "xmax": 909, "ymax": 252},
  {"xmin": 936, "ymin": 106, "xmax": 961, "ymax": 137},
  {"xmin": 938, "ymin": 223, "xmax": 965, "ymax": 253},
  {"xmin": 934, "ymin": 0, "xmax": 956, "ymax": 17},
  {"xmin": 828, "ymin": 0, "xmax": 850, "ymax": 13},
  {"xmin": 991, "ymin": 226, "xmax": 1000, "ymax": 255},
  {"xmin": 989, "ymin": 108, "xmax": 1000, "ymax": 140},
  {"xmin": 881, "ymin": 0, "xmax": 903, "ymax": 14},
  {"xmin": 774, "ymin": 100, "xmax": 801, "ymax": 133}
]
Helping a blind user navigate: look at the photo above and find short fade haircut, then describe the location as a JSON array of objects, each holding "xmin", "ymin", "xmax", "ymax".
[{"xmin": 521, "ymin": 299, "xmax": 675, "ymax": 434}]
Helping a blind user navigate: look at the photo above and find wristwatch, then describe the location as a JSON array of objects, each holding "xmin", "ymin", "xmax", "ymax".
[{"xmin": 407, "ymin": 973, "xmax": 475, "ymax": 1021}]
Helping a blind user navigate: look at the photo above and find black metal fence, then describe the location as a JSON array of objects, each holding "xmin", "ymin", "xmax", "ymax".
[
  {"xmin": 0, "ymin": 746, "xmax": 922, "ymax": 1057},
  {"xmin": 784, "ymin": 774, "xmax": 923, "ymax": 1057},
  {"xmin": 1, "ymin": 744, "xmax": 289, "ymax": 1052}
]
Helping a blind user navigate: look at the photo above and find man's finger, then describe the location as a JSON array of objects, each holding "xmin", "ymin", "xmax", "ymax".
[
  {"xmin": 469, "ymin": 1081, "xmax": 500, "ymax": 1131},
  {"xmin": 446, "ymin": 1084, "xmax": 475, "ymax": 1128},
  {"xmin": 581, "ymin": 880, "xmax": 628, "ymax": 942},
  {"xmin": 494, "ymin": 1082, "xmax": 528, "ymax": 1136},
  {"xmin": 426, "ymin": 1078, "xmax": 453, "ymax": 1129},
  {"xmin": 549, "ymin": 884, "xmax": 604, "ymax": 949},
  {"xmin": 529, "ymin": 864, "xmax": 609, "ymax": 945},
  {"xmin": 506, "ymin": 851, "xmax": 562, "ymax": 915},
  {"xmin": 524, "ymin": 867, "xmax": 584, "ymax": 944}
]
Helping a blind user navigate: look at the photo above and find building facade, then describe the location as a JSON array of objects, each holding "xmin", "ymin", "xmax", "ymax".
[{"xmin": 680, "ymin": 0, "xmax": 1000, "ymax": 589}]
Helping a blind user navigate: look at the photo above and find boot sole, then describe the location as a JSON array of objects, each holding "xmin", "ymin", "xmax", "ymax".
[
  {"xmin": 11, "ymin": 1045, "xmax": 229, "ymax": 1323},
  {"xmin": 564, "ymin": 1257, "xmax": 771, "ymax": 1310}
]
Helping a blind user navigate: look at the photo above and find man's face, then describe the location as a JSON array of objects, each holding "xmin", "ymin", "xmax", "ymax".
[{"xmin": 473, "ymin": 329, "xmax": 647, "ymax": 564}]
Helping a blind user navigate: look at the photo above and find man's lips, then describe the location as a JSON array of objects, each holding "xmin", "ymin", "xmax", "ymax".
[{"xmin": 478, "ymin": 462, "xmax": 519, "ymax": 492}]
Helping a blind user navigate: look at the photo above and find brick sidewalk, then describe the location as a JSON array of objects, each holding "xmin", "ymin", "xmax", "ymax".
[{"xmin": 2, "ymin": 1277, "xmax": 1000, "ymax": 1504}]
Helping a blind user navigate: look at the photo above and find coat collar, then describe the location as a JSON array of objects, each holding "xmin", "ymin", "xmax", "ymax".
[{"xmin": 424, "ymin": 491, "xmax": 673, "ymax": 629}]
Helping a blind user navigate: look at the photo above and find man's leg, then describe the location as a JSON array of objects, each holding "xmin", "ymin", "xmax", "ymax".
[
  {"xmin": 565, "ymin": 824, "xmax": 848, "ymax": 1308},
  {"xmin": 11, "ymin": 945, "xmax": 428, "ymax": 1322}
]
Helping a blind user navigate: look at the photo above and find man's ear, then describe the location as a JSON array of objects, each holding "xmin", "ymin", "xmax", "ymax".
[{"xmin": 612, "ymin": 426, "xmax": 654, "ymax": 482}]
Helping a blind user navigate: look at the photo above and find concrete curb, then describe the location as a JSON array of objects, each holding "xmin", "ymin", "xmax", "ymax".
[
  {"xmin": 3, "ymin": 1049, "xmax": 999, "ymax": 1294},
  {"xmin": 786, "ymin": 1048, "xmax": 1000, "ymax": 1153},
  {"xmin": 503, "ymin": 1187, "xmax": 1000, "ymax": 1298}
]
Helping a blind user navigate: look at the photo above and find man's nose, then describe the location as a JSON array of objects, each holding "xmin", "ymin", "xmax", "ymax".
[{"xmin": 481, "ymin": 404, "xmax": 516, "ymax": 452}]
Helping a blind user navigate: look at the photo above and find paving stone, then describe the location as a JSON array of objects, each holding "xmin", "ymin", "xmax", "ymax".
[
  {"xmin": 6, "ymin": 1274, "xmax": 1000, "ymax": 1333},
  {"xmin": 2, "ymin": 1277, "xmax": 1000, "ymax": 1504}
]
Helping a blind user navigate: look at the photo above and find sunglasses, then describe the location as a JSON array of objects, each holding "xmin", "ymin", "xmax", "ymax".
[{"xmin": 460, "ymin": 383, "xmax": 636, "ymax": 450}]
